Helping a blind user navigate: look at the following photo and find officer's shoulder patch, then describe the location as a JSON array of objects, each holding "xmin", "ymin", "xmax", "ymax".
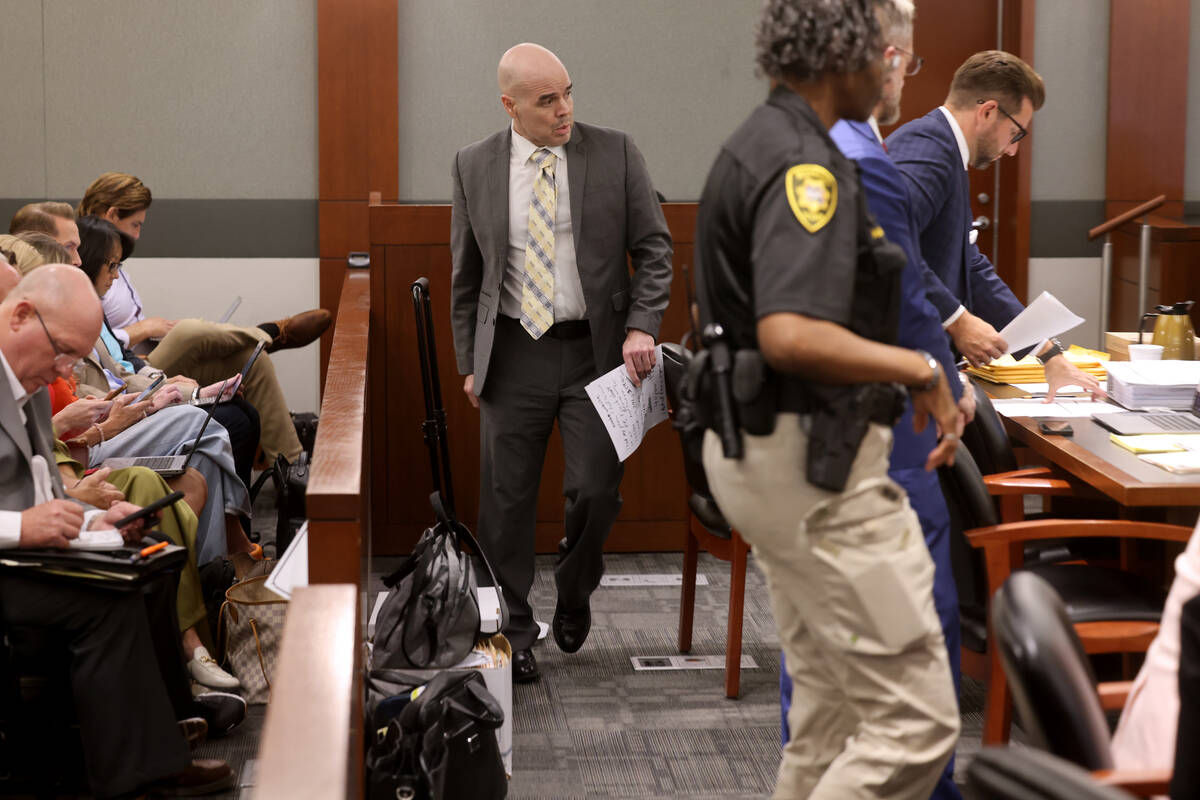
[{"xmin": 784, "ymin": 164, "xmax": 838, "ymax": 234}]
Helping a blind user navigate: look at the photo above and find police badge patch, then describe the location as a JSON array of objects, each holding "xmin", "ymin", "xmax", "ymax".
[{"xmin": 785, "ymin": 164, "xmax": 837, "ymax": 233}]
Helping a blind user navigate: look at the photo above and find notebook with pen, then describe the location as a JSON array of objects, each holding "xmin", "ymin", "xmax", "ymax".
[
  {"xmin": 191, "ymin": 341, "xmax": 264, "ymax": 408},
  {"xmin": 0, "ymin": 539, "xmax": 186, "ymax": 590},
  {"xmin": 100, "ymin": 377, "xmax": 229, "ymax": 477}
]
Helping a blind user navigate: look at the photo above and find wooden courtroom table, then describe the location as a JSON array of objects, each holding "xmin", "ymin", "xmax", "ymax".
[{"xmin": 1002, "ymin": 415, "xmax": 1200, "ymax": 508}]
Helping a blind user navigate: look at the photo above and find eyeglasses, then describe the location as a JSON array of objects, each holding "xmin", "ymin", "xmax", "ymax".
[
  {"xmin": 104, "ymin": 259, "xmax": 122, "ymax": 274},
  {"xmin": 979, "ymin": 98, "xmax": 1028, "ymax": 144},
  {"xmin": 32, "ymin": 308, "xmax": 80, "ymax": 376},
  {"xmin": 891, "ymin": 46, "xmax": 924, "ymax": 76}
]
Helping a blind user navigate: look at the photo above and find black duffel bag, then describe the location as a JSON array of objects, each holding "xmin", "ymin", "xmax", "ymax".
[
  {"xmin": 374, "ymin": 493, "xmax": 507, "ymax": 670},
  {"xmin": 366, "ymin": 670, "xmax": 506, "ymax": 800}
]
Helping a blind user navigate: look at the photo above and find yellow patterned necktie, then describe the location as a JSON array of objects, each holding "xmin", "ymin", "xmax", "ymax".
[{"xmin": 520, "ymin": 148, "xmax": 557, "ymax": 339}]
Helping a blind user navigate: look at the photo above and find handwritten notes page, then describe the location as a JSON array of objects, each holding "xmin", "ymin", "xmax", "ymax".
[{"xmin": 585, "ymin": 345, "xmax": 668, "ymax": 461}]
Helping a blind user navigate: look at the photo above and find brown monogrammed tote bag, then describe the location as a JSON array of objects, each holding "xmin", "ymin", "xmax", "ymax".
[{"xmin": 219, "ymin": 576, "xmax": 288, "ymax": 704}]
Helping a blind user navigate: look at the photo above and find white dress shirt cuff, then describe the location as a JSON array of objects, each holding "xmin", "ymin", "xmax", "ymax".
[
  {"xmin": 942, "ymin": 305, "xmax": 967, "ymax": 329},
  {"xmin": 0, "ymin": 511, "xmax": 20, "ymax": 548}
]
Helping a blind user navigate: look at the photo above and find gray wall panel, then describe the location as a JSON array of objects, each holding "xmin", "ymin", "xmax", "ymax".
[
  {"xmin": 41, "ymin": 0, "xmax": 317, "ymax": 200},
  {"xmin": 1187, "ymin": 0, "xmax": 1200, "ymax": 201},
  {"xmin": 1030, "ymin": 0, "xmax": 1109, "ymax": 202},
  {"xmin": 398, "ymin": 0, "xmax": 763, "ymax": 202},
  {"xmin": 0, "ymin": 0, "xmax": 48, "ymax": 196}
]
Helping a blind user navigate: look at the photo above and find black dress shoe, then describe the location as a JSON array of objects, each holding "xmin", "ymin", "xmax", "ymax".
[
  {"xmin": 552, "ymin": 600, "xmax": 591, "ymax": 654},
  {"xmin": 192, "ymin": 691, "xmax": 247, "ymax": 738},
  {"xmin": 512, "ymin": 648, "xmax": 539, "ymax": 683}
]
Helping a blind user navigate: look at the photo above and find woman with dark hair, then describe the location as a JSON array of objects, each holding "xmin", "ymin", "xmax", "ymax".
[{"xmin": 72, "ymin": 217, "xmax": 260, "ymax": 574}]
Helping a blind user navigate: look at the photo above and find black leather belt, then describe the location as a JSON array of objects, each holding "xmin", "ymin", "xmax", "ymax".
[
  {"xmin": 500, "ymin": 315, "xmax": 590, "ymax": 340},
  {"xmin": 545, "ymin": 320, "xmax": 590, "ymax": 339}
]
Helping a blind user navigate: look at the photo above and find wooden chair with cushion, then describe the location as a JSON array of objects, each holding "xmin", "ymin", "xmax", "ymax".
[
  {"xmin": 991, "ymin": 571, "xmax": 1173, "ymax": 797},
  {"xmin": 938, "ymin": 442, "xmax": 1190, "ymax": 746},
  {"xmin": 661, "ymin": 343, "xmax": 751, "ymax": 699}
]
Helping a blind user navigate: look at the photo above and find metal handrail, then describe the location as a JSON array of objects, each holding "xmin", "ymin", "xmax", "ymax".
[{"xmin": 1089, "ymin": 195, "xmax": 1167, "ymax": 335}]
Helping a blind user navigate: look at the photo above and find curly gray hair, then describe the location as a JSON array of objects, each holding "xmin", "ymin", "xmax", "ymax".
[{"xmin": 755, "ymin": 0, "xmax": 884, "ymax": 82}]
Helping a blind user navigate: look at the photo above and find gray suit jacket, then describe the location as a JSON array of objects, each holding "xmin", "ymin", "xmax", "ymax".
[
  {"xmin": 450, "ymin": 122, "xmax": 673, "ymax": 393},
  {"xmin": 0, "ymin": 386, "xmax": 65, "ymax": 512}
]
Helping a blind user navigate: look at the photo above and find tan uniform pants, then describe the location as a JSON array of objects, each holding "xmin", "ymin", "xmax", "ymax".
[
  {"xmin": 145, "ymin": 319, "xmax": 303, "ymax": 462},
  {"xmin": 703, "ymin": 414, "xmax": 958, "ymax": 799}
]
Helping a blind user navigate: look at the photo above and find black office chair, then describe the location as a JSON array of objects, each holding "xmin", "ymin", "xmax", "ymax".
[
  {"xmin": 1172, "ymin": 594, "xmax": 1200, "ymax": 800},
  {"xmin": 960, "ymin": 384, "xmax": 1111, "ymax": 524},
  {"xmin": 966, "ymin": 747, "xmax": 1138, "ymax": 800},
  {"xmin": 937, "ymin": 443, "xmax": 1188, "ymax": 745},
  {"xmin": 991, "ymin": 571, "xmax": 1172, "ymax": 797},
  {"xmin": 963, "ymin": 382, "xmax": 1021, "ymax": 475},
  {"xmin": 992, "ymin": 571, "xmax": 1114, "ymax": 769},
  {"xmin": 661, "ymin": 343, "xmax": 750, "ymax": 699}
]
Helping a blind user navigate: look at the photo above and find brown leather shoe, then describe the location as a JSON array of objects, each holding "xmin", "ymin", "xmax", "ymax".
[
  {"xmin": 152, "ymin": 758, "xmax": 236, "ymax": 797},
  {"xmin": 264, "ymin": 308, "xmax": 332, "ymax": 353}
]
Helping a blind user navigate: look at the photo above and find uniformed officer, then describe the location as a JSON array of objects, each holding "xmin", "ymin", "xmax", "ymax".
[{"xmin": 694, "ymin": 1, "xmax": 962, "ymax": 797}]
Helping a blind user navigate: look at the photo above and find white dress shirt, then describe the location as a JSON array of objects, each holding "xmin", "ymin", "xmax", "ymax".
[
  {"xmin": 934, "ymin": 106, "xmax": 971, "ymax": 328},
  {"xmin": 102, "ymin": 268, "xmax": 145, "ymax": 347},
  {"xmin": 501, "ymin": 126, "xmax": 586, "ymax": 323},
  {"xmin": 0, "ymin": 351, "xmax": 103, "ymax": 547}
]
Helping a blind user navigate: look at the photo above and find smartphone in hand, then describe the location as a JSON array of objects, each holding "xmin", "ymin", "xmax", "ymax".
[{"xmin": 112, "ymin": 490, "xmax": 185, "ymax": 529}]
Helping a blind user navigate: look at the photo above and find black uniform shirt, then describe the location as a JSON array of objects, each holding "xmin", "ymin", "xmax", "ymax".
[{"xmin": 696, "ymin": 86, "xmax": 864, "ymax": 351}]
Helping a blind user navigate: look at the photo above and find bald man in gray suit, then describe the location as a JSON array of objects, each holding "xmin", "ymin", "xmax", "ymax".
[{"xmin": 450, "ymin": 43, "xmax": 673, "ymax": 681}]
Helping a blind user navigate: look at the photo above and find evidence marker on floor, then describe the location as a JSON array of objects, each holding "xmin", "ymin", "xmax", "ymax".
[
  {"xmin": 631, "ymin": 655, "xmax": 758, "ymax": 671},
  {"xmin": 600, "ymin": 573, "xmax": 709, "ymax": 587}
]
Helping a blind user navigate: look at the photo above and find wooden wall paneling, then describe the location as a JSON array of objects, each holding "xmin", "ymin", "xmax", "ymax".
[
  {"xmin": 997, "ymin": 0, "xmax": 1036, "ymax": 304},
  {"xmin": 1105, "ymin": 0, "xmax": 1189, "ymax": 215},
  {"xmin": 369, "ymin": 203, "xmax": 696, "ymax": 555},
  {"xmin": 1110, "ymin": 218, "xmax": 1200, "ymax": 331},
  {"xmin": 317, "ymin": 0, "xmax": 398, "ymax": 389}
]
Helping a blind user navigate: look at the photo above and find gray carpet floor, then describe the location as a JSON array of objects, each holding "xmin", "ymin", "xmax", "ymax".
[{"xmin": 195, "ymin": 481, "xmax": 1013, "ymax": 798}]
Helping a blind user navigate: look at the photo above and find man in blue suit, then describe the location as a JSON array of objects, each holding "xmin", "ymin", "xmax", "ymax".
[
  {"xmin": 887, "ymin": 51, "xmax": 1101, "ymax": 400},
  {"xmin": 780, "ymin": 4, "xmax": 970, "ymax": 798}
]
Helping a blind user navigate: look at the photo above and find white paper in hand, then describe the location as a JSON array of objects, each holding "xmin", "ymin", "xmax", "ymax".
[
  {"xmin": 998, "ymin": 291, "xmax": 1084, "ymax": 355},
  {"xmin": 584, "ymin": 345, "xmax": 668, "ymax": 461}
]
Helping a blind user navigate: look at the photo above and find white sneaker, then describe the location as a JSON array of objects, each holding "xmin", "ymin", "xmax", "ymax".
[{"xmin": 187, "ymin": 645, "xmax": 241, "ymax": 689}]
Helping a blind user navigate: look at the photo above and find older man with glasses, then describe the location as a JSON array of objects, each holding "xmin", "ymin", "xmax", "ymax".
[{"xmin": 887, "ymin": 50, "xmax": 1101, "ymax": 401}]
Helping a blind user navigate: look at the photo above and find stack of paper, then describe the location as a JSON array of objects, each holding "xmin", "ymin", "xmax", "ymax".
[
  {"xmin": 1105, "ymin": 361, "xmax": 1200, "ymax": 410},
  {"xmin": 1140, "ymin": 451, "xmax": 1200, "ymax": 474},
  {"xmin": 967, "ymin": 346, "xmax": 1108, "ymax": 385}
]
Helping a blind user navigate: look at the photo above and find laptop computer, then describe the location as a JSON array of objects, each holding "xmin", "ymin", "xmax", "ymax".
[
  {"xmin": 192, "ymin": 341, "xmax": 265, "ymax": 408},
  {"xmin": 101, "ymin": 378, "xmax": 230, "ymax": 477},
  {"xmin": 218, "ymin": 296, "xmax": 242, "ymax": 324},
  {"xmin": 1093, "ymin": 383, "xmax": 1200, "ymax": 435}
]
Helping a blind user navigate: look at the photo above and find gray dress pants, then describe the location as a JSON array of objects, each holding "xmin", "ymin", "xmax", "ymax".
[{"xmin": 477, "ymin": 316, "xmax": 623, "ymax": 651}]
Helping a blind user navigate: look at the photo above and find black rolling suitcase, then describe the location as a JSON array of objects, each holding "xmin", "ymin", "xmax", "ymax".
[{"xmin": 366, "ymin": 278, "xmax": 509, "ymax": 799}]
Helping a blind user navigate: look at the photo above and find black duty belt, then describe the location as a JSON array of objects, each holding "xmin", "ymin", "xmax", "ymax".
[{"xmin": 775, "ymin": 379, "xmax": 903, "ymax": 426}]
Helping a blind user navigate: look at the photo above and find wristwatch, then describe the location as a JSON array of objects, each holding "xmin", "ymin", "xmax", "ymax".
[
  {"xmin": 1036, "ymin": 338, "xmax": 1065, "ymax": 365},
  {"xmin": 911, "ymin": 349, "xmax": 940, "ymax": 392}
]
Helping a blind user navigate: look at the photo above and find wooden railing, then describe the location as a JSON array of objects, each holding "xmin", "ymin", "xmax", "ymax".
[
  {"xmin": 254, "ymin": 265, "xmax": 371, "ymax": 799},
  {"xmin": 1087, "ymin": 194, "xmax": 1166, "ymax": 240}
]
